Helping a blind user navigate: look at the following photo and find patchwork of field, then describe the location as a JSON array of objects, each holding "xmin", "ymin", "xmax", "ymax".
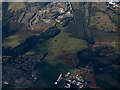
[
  {"xmin": 42, "ymin": 30, "xmax": 87, "ymax": 72},
  {"xmin": 2, "ymin": 2, "xmax": 119, "ymax": 88}
]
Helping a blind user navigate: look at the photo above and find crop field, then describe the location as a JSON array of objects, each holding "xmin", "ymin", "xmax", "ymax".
[
  {"xmin": 90, "ymin": 12, "xmax": 117, "ymax": 32},
  {"xmin": 3, "ymin": 26, "xmax": 30, "ymax": 48},
  {"xmin": 8, "ymin": 2, "xmax": 26, "ymax": 12},
  {"xmin": 71, "ymin": 2, "xmax": 80, "ymax": 9},
  {"xmin": 49, "ymin": 31, "xmax": 88, "ymax": 53},
  {"xmin": 42, "ymin": 30, "xmax": 88, "ymax": 73}
]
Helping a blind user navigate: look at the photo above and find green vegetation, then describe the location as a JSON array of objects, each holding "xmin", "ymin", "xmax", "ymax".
[
  {"xmin": 3, "ymin": 26, "xmax": 29, "ymax": 49},
  {"xmin": 61, "ymin": 17, "xmax": 73, "ymax": 27},
  {"xmin": 96, "ymin": 79, "xmax": 117, "ymax": 88},
  {"xmin": 32, "ymin": 28, "xmax": 88, "ymax": 73},
  {"xmin": 90, "ymin": 12, "xmax": 117, "ymax": 32},
  {"xmin": 37, "ymin": 40, "xmax": 50, "ymax": 54},
  {"xmin": 110, "ymin": 72, "xmax": 119, "ymax": 80},
  {"xmin": 25, "ymin": 50, "xmax": 35, "ymax": 55},
  {"xmin": 32, "ymin": 62, "xmax": 60, "ymax": 88},
  {"xmin": 49, "ymin": 31, "xmax": 88, "ymax": 53},
  {"xmin": 71, "ymin": 2, "xmax": 80, "ymax": 9},
  {"xmin": 65, "ymin": 9, "xmax": 86, "ymax": 39},
  {"xmin": 39, "ymin": 27, "xmax": 61, "ymax": 40},
  {"xmin": 2, "ymin": 2, "xmax": 119, "ymax": 88},
  {"xmin": 41, "ymin": 30, "xmax": 88, "ymax": 73}
]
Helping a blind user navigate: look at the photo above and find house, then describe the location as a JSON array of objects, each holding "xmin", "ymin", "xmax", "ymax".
[
  {"xmin": 55, "ymin": 19, "xmax": 61, "ymax": 23},
  {"xmin": 43, "ymin": 19, "xmax": 51, "ymax": 23},
  {"xmin": 57, "ymin": 74, "xmax": 62, "ymax": 82},
  {"xmin": 60, "ymin": 8, "xmax": 65, "ymax": 13},
  {"xmin": 4, "ymin": 81, "xmax": 9, "ymax": 85},
  {"xmin": 58, "ymin": 15, "xmax": 64, "ymax": 19}
]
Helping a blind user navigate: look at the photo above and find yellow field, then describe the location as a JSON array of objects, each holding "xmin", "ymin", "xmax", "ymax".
[{"xmin": 8, "ymin": 2, "xmax": 26, "ymax": 12}]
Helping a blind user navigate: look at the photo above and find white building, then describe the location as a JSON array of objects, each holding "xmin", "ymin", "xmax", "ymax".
[
  {"xmin": 4, "ymin": 81, "xmax": 9, "ymax": 85},
  {"xmin": 54, "ymin": 82, "xmax": 58, "ymax": 84}
]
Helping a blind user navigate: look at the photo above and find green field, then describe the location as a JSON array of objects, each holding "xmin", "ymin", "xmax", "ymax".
[
  {"xmin": 49, "ymin": 31, "xmax": 88, "ymax": 53},
  {"xmin": 41, "ymin": 30, "xmax": 88, "ymax": 73},
  {"xmin": 3, "ymin": 26, "xmax": 30, "ymax": 49},
  {"xmin": 96, "ymin": 79, "xmax": 117, "ymax": 88},
  {"xmin": 32, "ymin": 29, "xmax": 88, "ymax": 74}
]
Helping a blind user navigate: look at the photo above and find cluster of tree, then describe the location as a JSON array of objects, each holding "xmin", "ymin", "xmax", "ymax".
[
  {"xmin": 39, "ymin": 27, "xmax": 61, "ymax": 40},
  {"xmin": 53, "ymin": 12, "xmax": 62, "ymax": 19},
  {"xmin": 3, "ymin": 27, "xmax": 61, "ymax": 59},
  {"xmin": 61, "ymin": 17, "xmax": 74, "ymax": 27},
  {"xmin": 77, "ymin": 49, "xmax": 91, "ymax": 67},
  {"xmin": 2, "ymin": 22, "xmax": 25, "ymax": 39},
  {"xmin": 2, "ymin": 2, "xmax": 13, "ymax": 23}
]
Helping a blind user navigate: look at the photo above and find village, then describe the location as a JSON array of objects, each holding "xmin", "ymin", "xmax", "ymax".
[
  {"xmin": 2, "ymin": 54, "xmax": 45, "ymax": 86},
  {"xmin": 54, "ymin": 71, "xmax": 88, "ymax": 88},
  {"xmin": 15, "ymin": 2, "xmax": 73, "ymax": 32},
  {"xmin": 53, "ymin": 63, "xmax": 102, "ymax": 89}
]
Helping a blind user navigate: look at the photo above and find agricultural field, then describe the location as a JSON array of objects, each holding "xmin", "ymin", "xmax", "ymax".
[
  {"xmin": 3, "ymin": 25, "xmax": 29, "ymax": 48},
  {"xmin": 8, "ymin": 2, "xmax": 26, "ymax": 12},
  {"xmin": 2, "ymin": 2, "xmax": 119, "ymax": 89}
]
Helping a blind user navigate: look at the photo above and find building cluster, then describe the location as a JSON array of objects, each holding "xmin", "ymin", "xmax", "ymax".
[
  {"xmin": 15, "ymin": 2, "xmax": 73, "ymax": 32},
  {"xmin": 54, "ymin": 72, "xmax": 88, "ymax": 88},
  {"xmin": 108, "ymin": 0, "xmax": 120, "ymax": 7},
  {"xmin": 3, "ymin": 54, "xmax": 44, "ymax": 71},
  {"xmin": 2, "ymin": 54, "xmax": 44, "ymax": 86}
]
